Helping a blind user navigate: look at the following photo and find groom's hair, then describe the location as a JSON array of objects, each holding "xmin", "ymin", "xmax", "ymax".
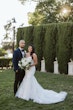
[{"xmin": 19, "ymin": 40, "xmax": 25, "ymax": 45}]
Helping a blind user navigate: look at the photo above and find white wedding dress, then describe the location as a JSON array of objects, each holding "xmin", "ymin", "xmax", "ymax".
[{"xmin": 15, "ymin": 57, "xmax": 67, "ymax": 104}]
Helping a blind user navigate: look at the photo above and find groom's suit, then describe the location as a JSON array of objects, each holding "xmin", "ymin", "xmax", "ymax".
[{"xmin": 13, "ymin": 48, "xmax": 25, "ymax": 95}]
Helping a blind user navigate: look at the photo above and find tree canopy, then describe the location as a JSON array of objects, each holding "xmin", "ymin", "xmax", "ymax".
[
  {"xmin": 28, "ymin": 0, "xmax": 73, "ymax": 25},
  {"xmin": 18, "ymin": 0, "xmax": 73, "ymax": 25},
  {"xmin": 18, "ymin": 0, "xmax": 45, "ymax": 4}
]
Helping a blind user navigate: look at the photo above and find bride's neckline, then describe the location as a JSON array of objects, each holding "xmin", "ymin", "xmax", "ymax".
[{"xmin": 26, "ymin": 56, "xmax": 32, "ymax": 59}]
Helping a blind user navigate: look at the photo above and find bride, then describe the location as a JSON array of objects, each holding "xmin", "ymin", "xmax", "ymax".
[{"xmin": 15, "ymin": 45, "xmax": 67, "ymax": 104}]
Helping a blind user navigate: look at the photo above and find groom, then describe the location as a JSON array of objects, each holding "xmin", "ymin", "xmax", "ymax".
[{"xmin": 13, "ymin": 40, "xmax": 26, "ymax": 95}]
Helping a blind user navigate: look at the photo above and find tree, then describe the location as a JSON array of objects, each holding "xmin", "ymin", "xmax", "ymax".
[
  {"xmin": 4, "ymin": 20, "xmax": 12, "ymax": 39},
  {"xmin": 18, "ymin": 0, "xmax": 45, "ymax": 4},
  {"xmin": 0, "ymin": 48, "xmax": 6, "ymax": 56},
  {"xmin": 18, "ymin": 0, "xmax": 73, "ymax": 25},
  {"xmin": 19, "ymin": 0, "xmax": 73, "ymax": 4},
  {"xmin": 28, "ymin": 0, "xmax": 73, "ymax": 25},
  {"xmin": 1, "ymin": 40, "xmax": 13, "ymax": 50},
  {"xmin": 4, "ymin": 18, "xmax": 16, "ymax": 39},
  {"xmin": 3, "ymin": 18, "xmax": 17, "ymax": 52}
]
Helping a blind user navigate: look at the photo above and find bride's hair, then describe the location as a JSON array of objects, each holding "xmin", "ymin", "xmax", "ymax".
[{"xmin": 29, "ymin": 45, "xmax": 35, "ymax": 56}]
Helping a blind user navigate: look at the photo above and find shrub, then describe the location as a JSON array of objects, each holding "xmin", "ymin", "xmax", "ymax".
[
  {"xmin": 44, "ymin": 24, "xmax": 57, "ymax": 72},
  {"xmin": 33, "ymin": 25, "xmax": 44, "ymax": 70},
  {"xmin": 17, "ymin": 28, "xmax": 25, "ymax": 47},
  {"xmin": 16, "ymin": 23, "xmax": 73, "ymax": 74},
  {"xmin": 17, "ymin": 26, "xmax": 34, "ymax": 51},
  {"xmin": 23, "ymin": 26, "xmax": 34, "ymax": 50},
  {"xmin": 0, "ymin": 49, "xmax": 6, "ymax": 56},
  {"xmin": 0, "ymin": 58, "xmax": 12, "ymax": 68},
  {"xmin": 57, "ymin": 23, "xmax": 72, "ymax": 74},
  {"xmin": 71, "ymin": 23, "xmax": 73, "ymax": 60}
]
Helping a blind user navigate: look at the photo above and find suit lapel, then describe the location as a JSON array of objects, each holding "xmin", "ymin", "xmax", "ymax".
[{"xmin": 18, "ymin": 48, "xmax": 22, "ymax": 58}]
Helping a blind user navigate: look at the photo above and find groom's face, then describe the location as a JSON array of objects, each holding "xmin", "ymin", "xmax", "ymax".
[{"xmin": 19, "ymin": 41, "xmax": 25, "ymax": 48}]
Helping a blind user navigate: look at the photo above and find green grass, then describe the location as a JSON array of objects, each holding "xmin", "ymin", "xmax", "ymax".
[{"xmin": 0, "ymin": 69, "xmax": 73, "ymax": 110}]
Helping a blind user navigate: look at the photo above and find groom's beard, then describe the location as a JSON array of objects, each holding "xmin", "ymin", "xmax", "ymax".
[{"xmin": 19, "ymin": 46, "xmax": 25, "ymax": 49}]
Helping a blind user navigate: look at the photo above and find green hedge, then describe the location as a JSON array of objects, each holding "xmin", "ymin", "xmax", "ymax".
[
  {"xmin": 24, "ymin": 26, "xmax": 34, "ymax": 50},
  {"xmin": 16, "ymin": 23, "xmax": 73, "ymax": 74},
  {"xmin": 17, "ymin": 28, "xmax": 25, "ymax": 47},
  {"xmin": 17, "ymin": 26, "xmax": 34, "ymax": 50},
  {"xmin": 0, "ymin": 58, "xmax": 12, "ymax": 68},
  {"xmin": 33, "ymin": 26, "xmax": 44, "ymax": 70},
  {"xmin": 57, "ymin": 23, "xmax": 72, "ymax": 74},
  {"xmin": 71, "ymin": 24, "xmax": 73, "ymax": 60},
  {"xmin": 44, "ymin": 24, "xmax": 57, "ymax": 72}
]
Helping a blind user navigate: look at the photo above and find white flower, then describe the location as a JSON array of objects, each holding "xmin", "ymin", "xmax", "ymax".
[{"xmin": 18, "ymin": 57, "xmax": 32, "ymax": 70}]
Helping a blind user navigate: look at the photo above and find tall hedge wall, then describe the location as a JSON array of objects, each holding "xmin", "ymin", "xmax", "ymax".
[
  {"xmin": 17, "ymin": 28, "xmax": 25, "ymax": 47},
  {"xmin": 16, "ymin": 23, "xmax": 73, "ymax": 74},
  {"xmin": 57, "ymin": 23, "xmax": 72, "ymax": 74},
  {"xmin": 17, "ymin": 26, "xmax": 34, "ymax": 50},
  {"xmin": 71, "ymin": 24, "xmax": 73, "ymax": 60},
  {"xmin": 44, "ymin": 24, "xmax": 57, "ymax": 72},
  {"xmin": 33, "ymin": 26, "xmax": 44, "ymax": 70}
]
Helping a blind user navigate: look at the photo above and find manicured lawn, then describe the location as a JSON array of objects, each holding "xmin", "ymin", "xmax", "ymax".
[{"xmin": 0, "ymin": 69, "xmax": 73, "ymax": 110}]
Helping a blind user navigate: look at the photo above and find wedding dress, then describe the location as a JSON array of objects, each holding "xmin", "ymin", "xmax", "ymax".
[{"xmin": 15, "ymin": 57, "xmax": 67, "ymax": 104}]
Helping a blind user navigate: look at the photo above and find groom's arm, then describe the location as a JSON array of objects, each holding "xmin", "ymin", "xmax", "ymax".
[{"xmin": 13, "ymin": 50, "xmax": 19, "ymax": 72}]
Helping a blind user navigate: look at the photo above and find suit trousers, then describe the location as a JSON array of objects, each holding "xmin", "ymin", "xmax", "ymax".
[{"xmin": 14, "ymin": 69, "xmax": 25, "ymax": 95}]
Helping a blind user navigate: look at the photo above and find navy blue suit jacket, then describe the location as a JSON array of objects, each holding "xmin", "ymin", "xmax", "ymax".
[{"xmin": 13, "ymin": 48, "xmax": 23, "ymax": 71}]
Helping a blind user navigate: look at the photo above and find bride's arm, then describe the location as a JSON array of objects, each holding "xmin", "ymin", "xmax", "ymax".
[{"xmin": 31, "ymin": 53, "xmax": 38, "ymax": 66}]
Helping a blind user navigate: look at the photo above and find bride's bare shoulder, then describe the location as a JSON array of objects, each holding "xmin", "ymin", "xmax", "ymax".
[{"xmin": 32, "ymin": 53, "xmax": 37, "ymax": 58}]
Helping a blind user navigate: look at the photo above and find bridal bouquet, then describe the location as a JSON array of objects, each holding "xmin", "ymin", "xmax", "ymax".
[{"xmin": 18, "ymin": 57, "xmax": 32, "ymax": 70}]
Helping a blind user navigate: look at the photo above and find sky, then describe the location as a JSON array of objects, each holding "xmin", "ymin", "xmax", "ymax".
[{"xmin": 0, "ymin": 0, "xmax": 37, "ymax": 45}]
